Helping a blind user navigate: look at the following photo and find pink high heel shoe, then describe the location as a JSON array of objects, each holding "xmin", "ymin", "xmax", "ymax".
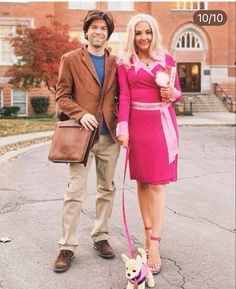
[
  {"xmin": 148, "ymin": 236, "xmax": 162, "ymax": 275},
  {"xmin": 144, "ymin": 226, "xmax": 152, "ymax": 258}
]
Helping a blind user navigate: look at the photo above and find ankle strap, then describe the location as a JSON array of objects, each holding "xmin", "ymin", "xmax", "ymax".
[
  {"xmin": 144, "ymin": 226, "xmax": 152, "ymax": 231},
  {"xmin": 151, "ymin": 236, "xmax": 161, "ymax": 242}
]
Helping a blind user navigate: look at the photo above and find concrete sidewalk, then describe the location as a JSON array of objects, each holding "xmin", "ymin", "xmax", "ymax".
[
  {"xmin": 177, "ymin": 112, "xmax": 235, "ymax": 126},
  {"xmin": 0, "ymin": 112, "xmax": 235, "ymax": 163},
  {"xmin": 0, "ymin": 130, "xmax": 53, "ymax": 148}
]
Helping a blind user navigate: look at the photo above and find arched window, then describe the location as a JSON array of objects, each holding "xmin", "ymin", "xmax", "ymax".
[{"xmin": 176, "ymin": 31, "xmax": 202, "ymax": 50}]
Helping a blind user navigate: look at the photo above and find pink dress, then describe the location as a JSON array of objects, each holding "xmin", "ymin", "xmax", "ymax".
[{"xmin": 116, "ymin": 54, "xmax": 182, "ymax": 185}]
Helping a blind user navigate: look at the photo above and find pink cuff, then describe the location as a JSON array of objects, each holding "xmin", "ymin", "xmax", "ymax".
[
  {"xmin": 116, "ymin": 121, "xmax": 129, "ymax": 137},
  {"xmin": 170, "ymin": 88, "xmax": 181, "ymax": 102}
]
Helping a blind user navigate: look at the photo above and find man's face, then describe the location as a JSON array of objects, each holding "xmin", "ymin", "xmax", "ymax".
[{"xmin": 86, "ymin": 19, "xmax": 108, "ymax": 49}]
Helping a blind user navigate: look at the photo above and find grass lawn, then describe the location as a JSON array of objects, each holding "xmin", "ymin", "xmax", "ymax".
[{"xmin": 0, "ymin": 118, "xmax": 56, "ymax": 137}]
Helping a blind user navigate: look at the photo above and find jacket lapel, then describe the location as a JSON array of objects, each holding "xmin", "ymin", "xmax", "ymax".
[
  {"xmin": 103, "ymin": 51, "xmax": 112, "ymax": 89},
  {"xmin": 80, "ymin": 46, "xmax": 101, "ymax": 86},
  {"xmin": 80, "ymin": 46, "xmax": 115, "ymax": 93}
]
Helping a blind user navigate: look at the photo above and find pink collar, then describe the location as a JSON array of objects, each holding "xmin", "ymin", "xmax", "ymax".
[
  {"xmin": 129, "ymin": 263, "xmax": 148, "ymax": 285},
  {"xmin": 133, "ymin": 55, "xmax": 166, "ymax": 76}
]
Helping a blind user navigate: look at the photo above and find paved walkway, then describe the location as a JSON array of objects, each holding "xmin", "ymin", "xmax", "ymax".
[
  {"xmin": 0, "ymin": 112, "xmax": 235, "ymax": 165},
  {"xmin": 0, "ymin": 125, "xmax": 235, "ymax": 289},
  {"xmin": 177, "ymin": 112, "xmax": 235, "ymax": 126}
]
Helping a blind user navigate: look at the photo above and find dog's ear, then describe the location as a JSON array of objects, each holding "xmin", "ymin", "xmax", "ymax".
[
  {"xmin": 136, "ymin": 255, "xmax": 142, "ymax": 268},
  {"xmin": 138, "ymin": 247, "xmax": 145, "ymax": 255},
  {"xmin": 121, "ymin": 254, "xmax": 129, "ymax": 263}
]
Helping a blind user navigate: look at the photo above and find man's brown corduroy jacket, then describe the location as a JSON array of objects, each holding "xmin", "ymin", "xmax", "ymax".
[{"xmin": 56, "ymin": 46, "xmax": 119, "ymax": 142}]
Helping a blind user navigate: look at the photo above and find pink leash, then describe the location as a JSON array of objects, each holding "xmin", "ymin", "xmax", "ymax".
[{"xmin": 122, "ymin": 146, "xmax": 135, "ymax": 258}]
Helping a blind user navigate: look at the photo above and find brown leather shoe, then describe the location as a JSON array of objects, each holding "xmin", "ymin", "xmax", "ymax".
[
  {"xmin": 53, "ymin": 250, "xmax": 74, "ymax": 273},
  {"xmin": 93, "ymin": 240, "xmax": 115, "ymax": 259}
]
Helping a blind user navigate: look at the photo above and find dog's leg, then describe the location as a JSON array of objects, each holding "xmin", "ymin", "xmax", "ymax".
[
  {"xmin": 147, "ymin": 270, "xmax": 155, "ymax": 288},
  {"xmin": 126, "ymin": 282, "xmax": 134, "ymax": 289},
  {"xmin": 137, "ymin": 282, "xmax": 146, "ymax": 289}
]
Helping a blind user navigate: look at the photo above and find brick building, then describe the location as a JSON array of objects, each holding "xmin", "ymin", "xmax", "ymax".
[{"xmin": 0, "ymin": 1, "xmax": 235, "ymax": 115}]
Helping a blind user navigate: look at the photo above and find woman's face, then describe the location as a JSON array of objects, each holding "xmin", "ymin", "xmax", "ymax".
[{"xmin": 134, "ymin": 21, "xmax": 153, "ymax": 53}]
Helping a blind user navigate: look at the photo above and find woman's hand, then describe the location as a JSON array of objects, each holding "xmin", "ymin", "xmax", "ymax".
[
  {"xmin": 118, "ymin": 135, "xmax": 129, "ymax": 148},
  {"xmin": 160, "ymin": 85, "xmax": 174, "ymax": 103}
]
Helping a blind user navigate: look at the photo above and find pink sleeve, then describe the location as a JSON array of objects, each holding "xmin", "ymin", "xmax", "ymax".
[
  {"xmin": 117, "ymin": 64, "xmax": 131, "ymax": 123},
  {"xmin": 116, "ymin": 64, "xmax": 131, "ymax": 136},
  {"xmin": 116, "ymin": 121, "xmax": 129, "ymax": 137},
  {"xmin": 170, "ymin": 72, "xmax": 182, "ymax": 102}
]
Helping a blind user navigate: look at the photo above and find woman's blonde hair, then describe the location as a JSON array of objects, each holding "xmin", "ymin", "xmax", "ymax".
[{"xmin": 118, "ymin": 13, "xmax": 166, "ymax": 67}]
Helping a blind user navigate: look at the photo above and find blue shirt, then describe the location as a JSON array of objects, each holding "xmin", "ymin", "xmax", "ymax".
[{"xmin": 89, "ymin": 53, "xmax": 110, "ymax": 135}]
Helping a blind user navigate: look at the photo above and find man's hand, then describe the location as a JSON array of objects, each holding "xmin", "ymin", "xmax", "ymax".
[
  {"xmin": 118, "ymin": 135, "xmax": 129, "ymax": 148},
  {"xmin": 160, "ymin": 85, "xmax": 174, "ymax": 103},
  {"xmin": 80, "ymin": 113, "xmax": 98, "ymax": 131}
]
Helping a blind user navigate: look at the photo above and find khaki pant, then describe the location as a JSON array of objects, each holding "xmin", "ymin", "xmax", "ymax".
[{"xmin": 58, "ymin": 134, "xmax": 120, "ymax": 252}]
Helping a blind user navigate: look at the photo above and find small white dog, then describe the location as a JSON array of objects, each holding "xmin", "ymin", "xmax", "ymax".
[{"xmin": 121, "ymin": 248, "xmax": 155, "ymax": 289}]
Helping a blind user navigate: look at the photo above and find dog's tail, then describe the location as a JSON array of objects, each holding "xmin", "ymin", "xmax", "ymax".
[{"xmin": 137, "ymin": 248, "xmax": 147, "ymax": 263}]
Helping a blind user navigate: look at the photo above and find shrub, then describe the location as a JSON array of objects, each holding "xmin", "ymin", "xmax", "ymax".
[
  {"xmin": 30, "ymin": 96, "xmax": 49, "ymax": 115},
  {"xmin": 2, "ymin": 106, "xmax": 20, "ymax": 117}
]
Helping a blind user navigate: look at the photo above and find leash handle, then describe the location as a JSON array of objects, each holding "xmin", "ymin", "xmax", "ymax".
[{"xmin": 122, "ymin": 146, "xmax": 135, "ymax": 258}]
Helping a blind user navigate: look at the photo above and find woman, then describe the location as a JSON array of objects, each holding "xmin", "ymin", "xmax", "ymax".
[{"xmin": 116, "ymin": 14, "xmax": 182, "ymax": 275}]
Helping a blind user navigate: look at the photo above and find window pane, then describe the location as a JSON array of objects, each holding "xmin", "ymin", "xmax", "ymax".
[
  {"xmin": 199, "ymin": 2, "xmax": 205, "ymax": 9},
  {"xmin": 0, "ymin": 25, "xmax": 14, "ymax": 64},
  {"xmin": 177, "ymin": 2, "xmax": 185, "ymax": 9},
  {"xmin": 2, "ymin": 40, "xmax": 14, "ymax": 63},
  {"xmin": 185, "ymin": 2, "xmax": 191, "ymax": 9},
  {"xmin": 12, "ymin": 89, "xmax": 26, "ymax": 114},
  {"xmin": 15, "ymin": 102, "xmax": 26, "ymax": 114},
  {"xmin": 171, "ymin": 2, "xmax": 178, "ymax": 9},
  {"xmin": 108, "ymin": 1, "xmax": 133, "ymax": 11},
  {"xmin": 193, "ymin": 2, "xmax": 198, "ymax": 9},
  {"xmin": 13, "ymin": 89, "xmax": 26, "ymax": 101},
  {"xmin": 0, "ymin": 26, "xmax": 12, "ymax": 37},
  {"xmin": 174, "ymin": 1, "xmax": 203, "ymax": 10},
  {"xmin": 187, "ymin": 33, "xmax": 190, "ymax": 47},
  {"xmin": 68, "ymin": 1, "xmax": 96, "ymax": 10}
]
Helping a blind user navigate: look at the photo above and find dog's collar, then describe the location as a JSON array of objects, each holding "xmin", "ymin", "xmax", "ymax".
[{"xmin": 129, "ymin": 269, "xmax": 146, "ymax": 285}]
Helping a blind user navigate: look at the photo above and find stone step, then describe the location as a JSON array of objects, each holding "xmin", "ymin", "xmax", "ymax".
[
  {"xmin": 182, "ymin": 94, "xmax": 228, "ymax": 112},
  {"xmin": 192, "ymin": 108, "xmax": 228, "ymax": 112}
]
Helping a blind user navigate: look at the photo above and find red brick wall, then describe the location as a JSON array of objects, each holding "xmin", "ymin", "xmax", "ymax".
[{"xmin": 0, "ymin": 1, "xmax": 235, "ymax": 115}]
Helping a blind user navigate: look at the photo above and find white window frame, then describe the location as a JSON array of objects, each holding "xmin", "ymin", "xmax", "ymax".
[
  {"xmin": 175, "ymin": 30, "xmax": 203, "ymax": 50},
  {"xmin": 108, "ymin": 1, "xmax": 134, "ymax": 11},
  {"xmin": 0, "ymin": 26, "xmax": 15, "ymax": 65},
  {"xmin": 0, "ymin": 89, "xmax": 3, "ymax": 108},
  {"xmin": 68, "ymin": 1, "xmax": 96, "ymax": 10},
  {"xmin": 0, "ymin": 18, "xmax": 33, "ymax": 66},
  {"xmin": 11, "ymin": 88, "xmax": 28, "ymax": 116},
  {"xmin": 172, "ymin": 1, "xmax": 208, "ymax": 10}
]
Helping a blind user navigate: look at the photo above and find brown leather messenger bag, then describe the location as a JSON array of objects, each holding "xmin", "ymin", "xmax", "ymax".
[{"xmin": 48, "ymin": 88, "xmax": 106, "ymax": 166}]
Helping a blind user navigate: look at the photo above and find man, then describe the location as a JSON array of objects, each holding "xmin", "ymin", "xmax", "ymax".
[{"xmin": 53, "ymin": 9, "xmax": 120, "ymax": 273}]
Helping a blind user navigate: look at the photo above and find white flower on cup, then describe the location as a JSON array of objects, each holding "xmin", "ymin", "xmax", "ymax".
[{"xmin": 155, "ymin": 71, "xmax": 169, "ymax": 87}]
